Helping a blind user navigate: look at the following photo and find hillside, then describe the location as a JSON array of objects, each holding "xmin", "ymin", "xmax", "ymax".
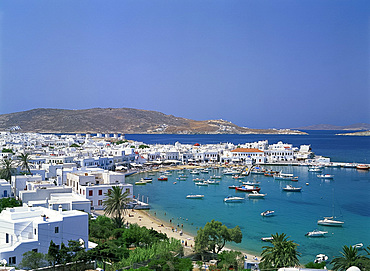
[
  {"xmin": 295, "ymin": 123, "xmax": 370, "ymax": 131},
  {"xmin": 0, "ymin": 108, "xmax": 306, "ymax": 135}
]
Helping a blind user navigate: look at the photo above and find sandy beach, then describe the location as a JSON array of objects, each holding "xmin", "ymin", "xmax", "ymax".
[{"xmin": 95, "ymin": 208, "xmax": 261, "ymax": 262}]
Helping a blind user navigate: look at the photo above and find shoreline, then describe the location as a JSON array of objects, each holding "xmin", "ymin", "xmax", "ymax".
[{"xmin": 95, "ymin": 209, "xmax": 261, "ymax": 262}]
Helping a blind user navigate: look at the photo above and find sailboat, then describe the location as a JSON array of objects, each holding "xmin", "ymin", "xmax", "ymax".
[{"xmin": 317, "ymin": 187, "xmax": 344, "ymax": 227}]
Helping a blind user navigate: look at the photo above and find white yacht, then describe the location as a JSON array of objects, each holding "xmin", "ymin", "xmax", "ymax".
[
  {"xmin": 317, "ymin": 217, "xmax": 344, "ymax": 227},
  {"xmin": 305, "ymin": 230, "xmax": 328, "ymax": 237}
]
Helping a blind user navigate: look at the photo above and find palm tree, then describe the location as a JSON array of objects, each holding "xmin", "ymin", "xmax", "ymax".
[
  {"xmin": 0, "ymin": 158, "xmax": 16, "ymax": 182},
  {"xmin": 260, "ymin": 233, "xmax": 300, "ymax": 270},
  {"xmin": 18, "ymin": 153, "xmax": 32, "ymax": 174},
  {"xmin": 103, "ymin": 186, "xmax": 131, "ymax": 228},
  {"xmin": 331, "ymin": 245, "xmax": 369, "ymax": 271}
]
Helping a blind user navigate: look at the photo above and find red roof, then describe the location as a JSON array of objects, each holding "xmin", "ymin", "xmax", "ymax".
[
  {"xmin": 194, "ymin": 143, "xmax": 200, "ymax": 146},
  {"xmin": 231, "ymin": 148, "xmax": 264, "ymax": 153}
]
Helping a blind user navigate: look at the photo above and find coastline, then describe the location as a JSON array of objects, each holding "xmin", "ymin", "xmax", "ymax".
[{"xmin": 95, "ymin": 209, "xmax": 261, "ymax": 262}]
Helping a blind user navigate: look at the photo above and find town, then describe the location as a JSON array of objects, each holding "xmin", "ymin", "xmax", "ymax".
[{"xmin": 0, "ymin": 131, "xmax": 358, "ymax": 270}]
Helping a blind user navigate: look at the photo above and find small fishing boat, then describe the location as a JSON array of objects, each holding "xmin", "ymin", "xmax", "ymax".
[
  {"xmin": 248, "ymin": 191, "xmax": 266, "ymax": 198},
  {"xmin": 274, "ymin": 173, "xmax": 294, "ymax": 180},
  {"xmin": 305, "ymin": 230, "xmax": 328, "ymax": 237},
  {"xmin": 205, "ymin": 180, "xmax": 220, "ymax": 185},
  {"xmin": 356, "ymin": 164, "xmax": 370, "ymax": 170},
  {"xmin": 261, "ymin": 237, "xmax": 274, "ymax": 242},
  {"xmin": 317, "ymin": 174, "xmax": 334, "ymax": 179},
  {"xmin": 186, "ymin": 194, "xmax": 204, "ymax": 199},
  {"xmin": 195, "ymin": 182, "xmax": 208, "ymax": 186},
  {"xmin": 314, "ymin": 254, "xmax": 329, "ymax": 263},
  {"xmin": 233, "ymin": 175, "xmax": 244, "ymax": 179},
  {"xmin": 190, "ymin": 170, "xmax": 200, "ymax": 175},
  {"xmin": 235, "ymin": 185, "xmax": 261, "ymax": 192},
  {"xmin": 352, "ymin": 243, "xmax": 364, "ymax": 250},
  {"xmin": 282, "ymin": 185, "xmax": 302, "ymax": 192},
  {"xmin": 308, "ymin": 167, "xmax": 322, "ymax": 172},
  {"xmin": 261, "ymin": 210, "xmax": 275, "ymax": 217},
  {"xmin": 317, "ymin": 217, "xmax": 344, "ymax": 227},
  {"xmin": 224, "ymin": 196, "xmax": 245, "ymax": 203},
  {"xmin": 193, "ymin": 178, "xmax": 204, "ymax": 182},
  {"xmin": 242, "ymin": 181, "xmax": 260, "ymax": 186},
  {"xmin": 228, "ymin": 185, "xmax": 238, "ymax": 189},
  {"xmin": 135, "ymin": 180, "xmax": 147, "ymax": 185},
  {"xmin": 158, "ymin": 176, "xmax": 168, "ymax": 181}
]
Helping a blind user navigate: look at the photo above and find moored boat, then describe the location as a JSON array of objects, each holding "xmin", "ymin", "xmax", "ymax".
[
  {"xmin": 356, "ymin": 164, "xmax": 370, "ymax": 170},
  {"xmin": 186, "ymin": 194, "xmax": 204, "ymax": 199},
  {"xmin": 305, "ymin": 230, "xmax": 328, "ymax": 237},
  {"xmin": 314, "ymin": 254, "xmax": 329, "ymax": 263},
  {"xmin": 224, "ymin": 196, "xmax": 245, "ymax": 203},
  {"xmin": 210, "ymin": 175, "xmax": 222, "ymax": 179},
  {"xmin": 317, "ymin": 217, "xmax": 344, "ymax": 227},
  {"xmin": 248, "ymin": 191, "xmax": 266, "ymax": 198},
  {"xmin": 282, "ymin": 185, "xmax": 302, "ymax": 192},
  {"xmin": 158, "ymin": 176, "xmax": 168, "ymax": 181},
  {"xmin": 235, "ymin": 185, "xmax": 261, "ymax": 192},
  {"xmin": 352, "ymin": 243, "xmax": 364, "ymax": 250},
  {"xmin": 261, "ymin": 237, "xmax": 274, "ymax": 242},
  {"xmin": 317, "ymin": 174, "xmax": 334, "ymax": 179}
]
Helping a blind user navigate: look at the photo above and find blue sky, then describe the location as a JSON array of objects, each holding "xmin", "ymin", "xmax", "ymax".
[{"xmin": 0, "ymin": 0, "xmax": 369, "ymax": 128}]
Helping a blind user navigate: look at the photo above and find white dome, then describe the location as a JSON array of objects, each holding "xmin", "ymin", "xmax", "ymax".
[{"xmin": 346, "ymin": 266, "xmax": 361, "ymax": 271}]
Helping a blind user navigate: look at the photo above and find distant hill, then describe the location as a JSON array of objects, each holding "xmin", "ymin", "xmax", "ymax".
[
  {"xmin": 0, "ymin": 108, "xmax": 306, "ymax": 135},
  {"xmin": 295, "ymin": 123, "xmax": 370, "ymax": 131},
  {"xmin": 337, "ymin": 130, "xmax": 370, "ymax": 136}
]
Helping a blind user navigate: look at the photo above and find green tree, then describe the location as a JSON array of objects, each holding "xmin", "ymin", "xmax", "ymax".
[
  {"xmin": 67, "ymin": 240, "xmax": 88, "ymax": 271},
  {"xmin": 47, "ymin": 240, "xmax": 59, "ymax": 270},
  {"xmin": 0, "ymin": 198, "xmax": 21, "ymax": 213},
  {"xmin": 260, "ymin": 233, "xmax": 300, "ymax": 270},
  {"xmin": 19, "ymin": 250, "xmax": 47, "ymax": 270},
  {"xmin": 103, "ymin": 186, "xmax": 131, "ymax": 228},
  {"xmin": 217, "ymin": 250, "xmax": 245, "ymax": 271},
  {"xmin": 194, "ymin": 219, "xmax": 242, "ymax": 255},
  {"xmin": 0, "ymin": 158, "xmax": 16, "ymax": 182},
  {"xmin": 331, "ymin": 245, "xmax": 369, "ymax": 271},
  {"xmin": 70, "ymin": 143, "xmax": 80, "ymax": 148},
  {"xmin": 18, "ymin": 153, "xmax": 31, "ymax": 175},
  {"xmin": 89, "ymin": 215, "xmax": 116, "ymax": 242}
]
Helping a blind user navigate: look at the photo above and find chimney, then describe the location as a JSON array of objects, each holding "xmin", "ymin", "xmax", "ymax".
[{"xmin": 58, "ymin": 205, "xmax": 63, "ymax": 214}]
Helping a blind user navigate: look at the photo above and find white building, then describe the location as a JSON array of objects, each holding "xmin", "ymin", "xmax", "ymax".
[
  {"xmin": 0, "ymin": 179, "xmax": 11, "ymax": 198},
  {"xmin": 66, "ymin": 170, "xmax": 133, "ymax": 210},
  {"xmin": 0, "ymin": 206, "xmax": 88, "ymax": 267},
  {"xmin": 265, "ymin": 141, "xmax": 294, "ymax": 162},
  {"xmin": 11, "ymin": 174, "xmax": 43, "ymax": 198},
  {"xmin": 230, "ymin": 148, "xmax": 265, "ymax": 164}
]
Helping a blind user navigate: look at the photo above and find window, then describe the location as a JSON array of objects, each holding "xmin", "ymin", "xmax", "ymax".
[
  {"xmin": 55, "ymin": 227, "xmax": 59, "ymax": 233},
  {"xmin": 126, "ymin": 188, "xmax": 130, "ymax": 194},
  {"xmin": 98, "ymin": 190, "xmax": 102, "ymax": 196},
  {"xmin": 98, "ymin": 200, "xmax": 102, "ymax": 206},
  {"xmin": 6, "ymin": 233, "xmax": 9, "ymax": 243},
  {"xmin": 9, "ymin": 257, "xmax": 16, "ymax": 265},
  {"xmin": 108, "ymin": 189, "xmax": 111, "ymax": 195},
  {"xmin": 34, "ymin": 228, "xmax": 37, "ymax": 235},
  {"xmin": 32, "ymin": 248, "xmax": 38, "ymax": 253},
  {"xmin": 89, "ymin": 190, "xmax": 93, "ymax": 196}
]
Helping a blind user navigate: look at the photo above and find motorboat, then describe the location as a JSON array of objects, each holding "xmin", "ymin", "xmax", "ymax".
[
  {"xmin": 248, "ymin": 191, "xmax": 266, "ymax": 198},
  {"xmin": 308, "ymin": 167, "xmax": 322, "ymax": 172},
  {"xmin": 317, "ymin": 174, "xmax": 334, "ymax": 179},
  {"xmin": 317, "ymin": 217, "xmax": 344, "ymax": 227},
  {"xmin": 261, "ymin": 237, "xmax": 274, "ymax": 242},
  {"xmin": 228, "ymin": 185, "xmax": 238, "ymax": 189},
  {"xmin": 195, "ymin": 182, "xmax": 208, "ymax": 186},
  {"xmin": 352, "ymin": 243, "xmax": 364, "ymax": 250},
  {"xmin": 205, "ymin": 180, "xmax": 220, "ymax": 185},
  {"xmin": 224, "ymin": 196, "xmax": 245, "ymax": 203},
  {"xmin": 190, "ymin": 170, "xmax": 200, "ymax": 174},
  {"xmin": 135, "ymin": 180, "xmax": 147, "ymax": 185},
  {"xmin": 233, "ymin": 175, "xmax": 244, "ymax": 179},
  {"xmin": 242, "ymin": 181, "xmax": 260, "ymax": 186},
  {"xmin": 282, "ymin": 185, "xmax": 302, "ymax": 192},
  {"xmin": 250, "ymin": 170, "xmax": 265, "ymax": 175},
  {"xmin": 314, "ymin": 254, "xmax": 329, "ymax": 263},
  {"xmin": 261, "ymin": 210, "xmax": 275, "ymax": 217},
  {"xmin": 235, "ymin": 185, "xmax": 261, "ymax": 192},
  {"xmin": 223, "ymin": 169, "xmax": 240, "ymax": 175},
  {"xmin": 186, "ymin": 194, "xmax": 204, "ymax": 199},
  {"xmin": 356, "ymin": 164, "xmax": 370, "ymax": 170},
  {"xmin": 158, "ymin": 176, "xmax": 168, "ymax": 181},
  {"xmin": 193, "ymin": 178, "xmax": 204, "ymax": 182},
  {"xmin": 305, "ymin": 230, "xmax": 328, "ymax": 237}
]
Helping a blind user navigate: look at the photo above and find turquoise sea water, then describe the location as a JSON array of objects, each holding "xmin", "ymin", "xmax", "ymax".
[{"xmin": 125, "ymin": 131, "xmax": 370, "ymax": 264}]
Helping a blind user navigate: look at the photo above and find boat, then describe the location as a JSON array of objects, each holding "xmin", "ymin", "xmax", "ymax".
[
  {"xmin": 242, "ymin": 181, "xmax": 260, "ymax": 186},
  {"xmin": 235, "ymin": 185, "xmax": 261, "ymax": 192},
  {"xmin": 356, "ymin": 164, "xmax": 369, "ymax": 170},
  {"xmin": 224, "ymin": 196, "xmax": 245, "ymax": 203},
  {"xmin": 264, "ymin": 172, "xmax": 274, "ymax": 177},
  {"xmin": 205, "ymin": 180, "xmax": 220, "ymax": 185},
  {"xmin": 210, "ymin": 175, "xmax": 222, "ymax": 179},
  {"xmin": 317, "ymin": 217, "xmax": 344, "ymax": 227},
  {"xmin": 317, "ymin": 174, "xmax": 334, "ymax": 179},
  {"xmin": 261, "ymin": 237, "xmax": 274, "ymax": 242},
  {"xmin": 193, "ymin": 178, "xmax": 204, "ymax": 182},
  {"xmin": 308, "ymin": 167, "xmax": 323, "ymax": 172},
  {"xmin": 223, "ymin": 169, "xmax": 240, "ymax": 175},
  {"xmin": 228, "ymin": 185, "xmax": 238, "ymax": 189},
  {"xmin": 190, "ymin": 170, "xmax": 200, "ymax": 174},
  {"xmin": 186, "ymin": 194, "xmax": 204, "ymax": 199},
  {"xmin": 352, "ymin": 243, "xmax": 364, "ymax": 250},
  {"xmin": 314, "ymin": 254, "xmax": 329, "ymax": 263},
  {"xmin": 135, "ymin": 180, "xmax": 147, "ymax": 185},
  {"xmin": 158, "ymin": 176, "xmax": 168, "ymax": 181},
  {"xmin": 233, "ymin": 175, "xmax": 244, "ymax": 179},
  {"xmin": 250, "ymin": 170, "xmax": 265, "ymax": 175},
  {"xmin": 195, "ymin": 182, "xmax": 208, "ymax": 186},
  {"xmin": 248, "ymin": 191, "xmax": 266, "ymax": 198},
  {"xmin": 274, "ymin": 173, "xmax": 299, "ymax": 181},
  {"xmin": 305, "ymin": 230, "xmax": 328, "ymax": 237},
  {"xmin": 261, "ymin": 210, "xmax": 275, "ymax": 217},
  {"xmin": 282, "ymin": 185, "xmax": 302, "ymax": 192}
]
